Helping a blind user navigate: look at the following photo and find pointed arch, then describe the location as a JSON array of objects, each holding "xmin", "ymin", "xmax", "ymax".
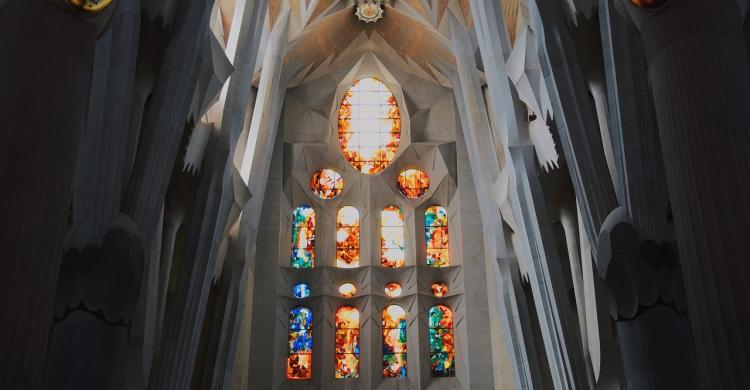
[
  {"xmin": 428, "ymin": 304, "xmax": 455, "ymax": 377},
  {"xmin": 425, "ymin": 205, "xmax": 450, "ymax": 267},
  {"xmin": 382, "ymin": 304, "xmax": 407, "ymax": 377},
  {"xmin": 335, "ymin": 306, "xmax": 360, "ymax": 378},
  {"xmin": 381, "ymin": 205, "xmax": 405, "ymax": 267},
  {"xmin": 336, "ymin": 206, "xmax": 360, "ymax": 268},
  {"xmin": 291, "ymin": 205, "xmax": 315, "ymax": 268},
  {"xmin": 287, "ymin": 307, "xmax": 313, "ymax": 379}
]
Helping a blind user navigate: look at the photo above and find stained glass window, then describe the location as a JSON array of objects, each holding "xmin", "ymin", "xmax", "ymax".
[
  {"xmin": 335, "ymin": 306, "xmax": 360, "ymax": 378},
  {"xmin": 429, "ymin": 305, "xmax": 455, "ymax": 377},
  {"xmin": 382, "ymin": 304, "xmax": 407, "ymax": 377},
  {"xmin": 338, "ymin": 77, "xmax": 401, "ymax": 175},
  {"xmin": 384, "ymin": 282, "xmax": 402, "ymax": 298},
  {"xmin": 431, "ymin": 282, "xmax": 448, "ymax": 297},
  {"xmin": 338, "ymin": 283, "xmax": 357, "ymax": 297},
  {"xmin": 291, "ymin": 206, "xmax": 315, "ymax": 269},
  {"xmin": 336, "ymin": 206, "xmax": 360, "ymax": 268},
  {"xmin": 425, "ymin": 206, "xmax": 450, "ymax": 267},
  {"xmin": 381, "ymin": 206, "xmax": 405, "ymax": 268},
  {"xmin": 396, "ymin": 169, "xmax": 430, "ymax": 199},
  {"xmin": 310, "ymin": 169, "xmax": 344, "ymax": 199},
  {"xmin": 288, "ymin": 307, "xmax": 313, "ymax": 380},
  {"xmin": 293, "ymin": 283, "xmax": 311, "ymax": 299}
]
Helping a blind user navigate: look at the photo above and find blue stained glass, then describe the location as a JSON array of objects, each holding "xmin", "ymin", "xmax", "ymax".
[
  {"xmin": 290, "ymin": 307, "xmax": 313, "ymax": 330},
  {"xmin": 293, "ymin": 283, "xmax": 311, "ymax": 299}
]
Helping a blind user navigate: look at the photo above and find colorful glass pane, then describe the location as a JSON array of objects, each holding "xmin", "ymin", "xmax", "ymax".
[
  {"xmin": 310, "ymin": 169, "xmax": 344, "ymax": 199},
  {"xmin": 431, "ymin": 282, "xmax": 449, "ymax": 297},
  {"xmin": 425, "ymin": 205, "xmax": 450, "ymax": 267},
  {"xmin": 292, "ymin": 283, "xmax": 311, "ymax": 299},
  {"xmin": 335, "ymin": 306, "xmax": 360, "ymax": 378},
  {"xmin": 381, "ymin": 206, "xmax": 405, "ymax": 268},
  {"xmin": 291, "ymin": 206, "xmax": 315, "ymax": 269},
  {"xmin": 384, "ymin": 282, "xmax": 403, "ymax": 298},
  {"xmin": 288, "ymin": 307, "xmax": 313, "ymax": 380},
  {"xmin": 382, "ymin": 305, "xmax": 407, "ymax": 377},
  {"xmin": 428, "ymin": 305, "xmax": 455, "ymax": 377},
  {"xmin": 396, "ymin": 169, "xmax": 430, "ymax": 199},
  {"xmin": 338, "ymin": 77, "xmax": 401, "ymax": 175},
  {"xmin": 338, "ymin": 283, "xmax": 357, "ymax": 298},
  {"xmin": 336, "ymin": 206, "xmax": 360, "ymax": 268}
]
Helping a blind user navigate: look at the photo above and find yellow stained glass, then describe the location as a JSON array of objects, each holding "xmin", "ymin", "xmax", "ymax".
[
  {"xmin": 382, "ymin": 305, "xmax": 407, "ymax": 377},
  {"xmin": 381, "ymin": 206, "xmax": 405, "ymax": 268},
  {"xmin": 338, "ymin": 283, "xmax": 357, "ymax": 298},
  {"xmin": 397, "ymin": 169, "xmax": 430, "ymax": 199},
  {"xmin": 338, "ymin": 78, "xmax": 401, "ymax": 175},
  {"xmin": 429, "ymin": 305, "xmax": 455, "ymax": 377},
  {"xmin": 310, "ymin": 169, "xmax": 344, "ymax": 199},
  {"xmin": 425, "ymin": 205, "xmax": 450, "ymax": 267},
  {"xmin": 431, "ymin": 282, "xmax": 449, "ymax": 297},
  {"xmin": 384, "ymin": 282, "xmax": 403, "ymax": 298},
  {"xmin": 291, "ymin": 206, "xmax": 315, "ymax": 269},
  {"xmin": 335, "ymin": 306, "xmax": 360, "ymax": 378},
  {"xmin": 336, "ymin": 206, "xmax": 360, "ymax": 268}
]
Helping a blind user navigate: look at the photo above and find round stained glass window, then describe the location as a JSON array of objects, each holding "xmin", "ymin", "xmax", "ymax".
[
  {"xmin": 384, "ymin": 282, "xmax": 403, "ymax": 298},
  {"xmin": 397, "ymin": 169, "xmax": 430, "ymax": 199},
  {"xmin": 310, "ymin": 169, "xmax": 344, "ymax": 199},
  {"xmin": 338, "ymin": 283, "xmax": 357, "ymax": 298},
  {"xmin": 431, "ymin": 282, "xmax": 448, "ymax": 297},
  {"xmin": 338, "ymin": 78, "xmax": 401, "ymax": 175},
  {"xmin": 292, "ymin": 283, "xmax": 311, "ymax": 299}
]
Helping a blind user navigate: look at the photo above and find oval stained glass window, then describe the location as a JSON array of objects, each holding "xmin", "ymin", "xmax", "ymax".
[
  {"xmin": 384, "ymin": 282, "xmax": 403, "ymax": 298},
  {"xmin": 293, "ymin": 283, "xmax": 311, "ymax": 299},
  {"xmin": 338, "ymin": 283, "xmax": 357, "ymax": 298},
  {"xmin": 431, "ymin": 282, "xmax": 448, "ymax": 297},
  {"xmin": 310, "ymin": 169, "xmax": 344, "ymax": 199},
  {"xmin": 338, "ymin": 78, "xmax": 401, "ymax": 175},
  {"xmin": 397, "ymin": 169, "xmax": 430, "ymax": 199}
]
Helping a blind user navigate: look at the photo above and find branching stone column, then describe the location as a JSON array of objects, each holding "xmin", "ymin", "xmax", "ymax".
[
  {"xmin": 0, "ymin": 2, "xmax": 97, "ymax": 388},
  {"xmin": 619, "ymin": 0, "xmax": 750, "ymax": 388}
]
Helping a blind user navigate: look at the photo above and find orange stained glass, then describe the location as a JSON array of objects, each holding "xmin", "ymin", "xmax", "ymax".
[
  {"xmin": 335, "ymin": 306, "xmax": 360, "ymax": 378},
  {"xmin": 338, "ymin": 77, "xmax": 401, "ymax": 175},
  {"xmin": 287, "ymin": 307, "xmax": 313, "ymax": 379},
  {"xmin": 382, "ymin": 305, "xmax": 407, "ymax": 377},
  {"xmin": 381, "ymin": 206, "xmax": 405, "ymax": 268},
  {"xmin": 428, "ymin": 305, "xmax": 455, "ymax": 377},
  {"xmin": 431, "ymin": 282, "xmax": 449, "ymax": 297},
  {"xmin": 338, "ymin": 283, "xmax": 357, "ymax": 298},
  {"xmin": 630, "ymin": 0, "xmax": 665, "ymax": 8},
  {"xmin": 336, "ymin": 206, "xmax": 360, "ymax": 268},
  {"xmin": 397, "ymin": 169, "xmax": 430, "ymax": 199},
  {"xmin": 425, "ymin": 205, "xmax": 450, "ymax": 267},
  {"xmin": 310, "ymin": 169, "xmax": 344, "ymax": 199},
  {"xmin": 291, "ymin": 206, "xmax": 315, "ymax": 269},
  {"xmin": 384, "ymin": 282, "xmax": 403, "ymax": 298}
]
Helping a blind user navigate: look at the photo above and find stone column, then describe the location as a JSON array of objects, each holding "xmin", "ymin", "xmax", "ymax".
[
  {"xmin": 619, "ymin": 0, "xmax": 750, "ymax": 388},
  {"xmin": 0, "ymin": 2, "xmax": 96, "ymax": 388}
]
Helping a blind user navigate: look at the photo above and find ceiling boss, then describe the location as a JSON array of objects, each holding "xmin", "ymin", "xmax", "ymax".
[{"xmin": 354, "ymin": 0, "xmax": 385, "ymax": 23}]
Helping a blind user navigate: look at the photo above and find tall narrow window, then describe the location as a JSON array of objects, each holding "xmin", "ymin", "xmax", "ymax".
[
  {"xmin": 381, "ymin": 206, "xmax": 405, "ymax": 267},
  {"xmin": 425, "ymin": 205, "xmax": 450, "ymax": 267},
  {"xmin": 291, "ymin": 205, "xmax": 315, "ymax": 268},
  {"xmin": 288, "ymin": 307, "xmax": 313, "ymax": 380},
  {"xmin": 335, "ymin": 306, "xmax": 360, "ymax": 378},
  {"xmin": 336, "ymin": 206, "xmax": 360, "ymax": 268},
  {"xmin": 382, "ymin": 304, "xmax": 407, "ymax": 377},
  {"xmin": 428, "ymin": 305, "xmax": 455, "ymax": 377}
]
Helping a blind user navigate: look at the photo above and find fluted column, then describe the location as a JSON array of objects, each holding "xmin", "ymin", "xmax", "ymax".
[
  {"xmin": 620, "ymin": 0, "xmax": 750, "ymax": 388},
  {"xmin": 0, "ymin": 2, "xmax": 96, "ymax": 388}
]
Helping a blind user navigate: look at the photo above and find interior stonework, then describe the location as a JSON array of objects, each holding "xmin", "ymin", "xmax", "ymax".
[{"xmin": 2, "ymin": 0, "xmax": 750, "ymax": 389}]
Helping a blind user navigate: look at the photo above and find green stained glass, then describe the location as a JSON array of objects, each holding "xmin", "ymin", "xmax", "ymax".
[{"xmin": 291, "ymin": 206, "xmax": 315, "ymax": 268}]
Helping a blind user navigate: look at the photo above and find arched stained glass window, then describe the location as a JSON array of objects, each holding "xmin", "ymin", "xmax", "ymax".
[
  {"xmin": 381, "ymin": 206, "xmax": 405, "ymax": 268},
  {"xmin": 336, "ymin": 206, "xmax": 360, "ymax": 268},
  {"xmin": 428, "ymin": 305, "xmax": 455, "ymax": 377},
  {"xmin": 425, "ymin": 206, "xmax": 450, "ymax": 267},
  {"xmin": 291, "ymin": 206, "xmax": 315, "ymax": 269},
  {"xmin": 382, "ymin": 304, "xmax": 407, "ymax": 377},
  {"xmin": 338, "ymin": 77, "xmax": 401, "ymax": 175},
  {"xmin": 288, "ymin": 307, "xmax": 313, "ymax": 380},
  {"xmin": 335, "ymin": 306, "xmax": 360, "ymax": 378}
]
